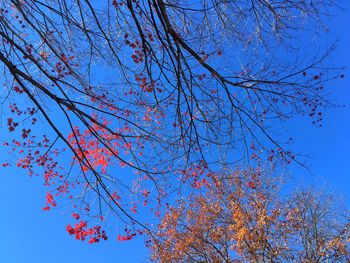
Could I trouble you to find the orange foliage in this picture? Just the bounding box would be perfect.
[151,168,350,262]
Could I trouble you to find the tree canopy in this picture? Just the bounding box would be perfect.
[151,168,350,262]
[0,0,347,257]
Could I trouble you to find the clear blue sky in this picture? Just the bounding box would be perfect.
[0,3,349,263]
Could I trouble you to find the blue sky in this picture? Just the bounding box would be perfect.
[0,3,350,263]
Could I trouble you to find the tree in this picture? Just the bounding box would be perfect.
[0,0,344,243]
[150,167,350,262]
